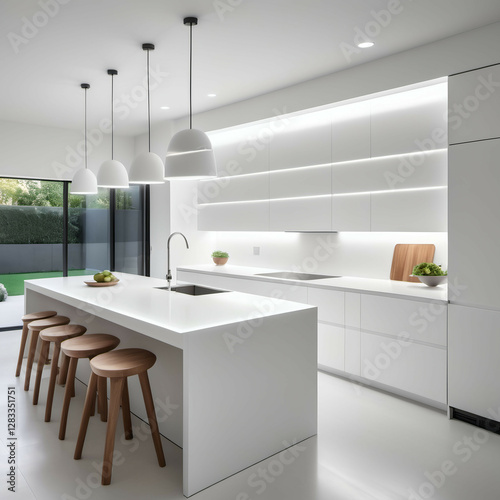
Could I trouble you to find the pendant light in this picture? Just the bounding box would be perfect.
[97,69,129,189]
[71,83,98,195]
[164,16,216,179]
[129,44,165,184]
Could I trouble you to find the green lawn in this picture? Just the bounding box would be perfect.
[0,270,91,296]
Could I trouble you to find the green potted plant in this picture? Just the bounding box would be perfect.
[411,262,447,287]
[0,283,8,302]
[211,250,229,266]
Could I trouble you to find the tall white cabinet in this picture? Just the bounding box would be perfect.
[448,63,500,422]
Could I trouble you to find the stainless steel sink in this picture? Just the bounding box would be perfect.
[255,272,340,280]
[156,285,229,296]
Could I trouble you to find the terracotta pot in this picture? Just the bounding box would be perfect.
[212,257,228,266]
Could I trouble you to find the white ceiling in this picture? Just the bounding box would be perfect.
[2,0,500,136]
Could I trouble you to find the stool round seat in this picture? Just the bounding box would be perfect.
[90,349,156,378]
[40,324,87,343]
[29,315,71,332]
[58,334,120,441]
[61,334,121,359]
[22,310,57,323]
[16,311,58,379]
[23,315,70,392]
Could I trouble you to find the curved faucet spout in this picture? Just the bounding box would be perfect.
[167,232,190,290]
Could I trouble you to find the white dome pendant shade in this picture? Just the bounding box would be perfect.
[164,17,217,180]
[71,83,98,195]
[129,44,165,185]
[129,152,165,184]
[71,165,98,194]
[97,70,129,189]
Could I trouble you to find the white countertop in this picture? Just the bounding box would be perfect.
[25,273,314,348]
[178,264,448,304]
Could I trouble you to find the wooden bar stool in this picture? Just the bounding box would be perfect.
[59,334,120,440]
[24,315,70,392]
[16,311,57,378]
[34,324,87,420]
[74,348,166,485]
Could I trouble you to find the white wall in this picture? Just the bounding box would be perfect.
[0,120,134,181]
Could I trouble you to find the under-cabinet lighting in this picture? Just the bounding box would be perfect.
[197,186,447,207]
[199,148,447,184]
[357,42,374,48]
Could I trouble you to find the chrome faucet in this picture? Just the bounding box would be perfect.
[166,232,189,291]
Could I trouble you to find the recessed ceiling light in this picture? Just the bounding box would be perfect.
[357,42,374,49]
[160,106,170,110]
[207,93,216,97]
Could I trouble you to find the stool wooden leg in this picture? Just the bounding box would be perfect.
[58,352,70,386]
[98,376,108,422]
[90,387,97,417]
[121,378,133,440]
[59,357,78,440]
[15,322,29,377]
[101,377,125,485]
[138,371,166,467]
[44,342,60,422]
[24,330,38,391]
[33,340,49,405]
[74,372,98,460]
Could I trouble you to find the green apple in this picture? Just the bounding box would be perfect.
[93,273,105,282]
[102,270,111,277]
[103,276,112,282]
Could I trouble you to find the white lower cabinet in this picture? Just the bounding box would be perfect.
[318,323,344,371]
[177,269,447,405]
[449,304,500,420]
[360,332,447,404]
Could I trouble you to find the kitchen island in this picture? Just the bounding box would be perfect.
[24,273,317,497]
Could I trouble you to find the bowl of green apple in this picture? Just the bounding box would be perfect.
[85,270,119,287]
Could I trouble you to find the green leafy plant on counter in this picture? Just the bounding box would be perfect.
[0,283,8,302]
[211,251,229,258]
[412,262,447,276]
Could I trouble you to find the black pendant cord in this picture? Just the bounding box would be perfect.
[147,48,151,152]
[84,87,88,169]
[111,72,114,160]
[189,21,193,130]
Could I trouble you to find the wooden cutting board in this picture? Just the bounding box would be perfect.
[390,244,436,283]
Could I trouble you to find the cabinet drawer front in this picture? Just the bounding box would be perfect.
[307,287,344,324]
[360,295,447,346]
[345,327,360,376]
[360,332,446,403]
[318,323,344,371]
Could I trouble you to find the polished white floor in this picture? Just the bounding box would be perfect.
[0,328,499,500]
[0,296,23,329]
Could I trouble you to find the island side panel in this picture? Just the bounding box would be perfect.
[25,288,184,448]
[183,307,317,497]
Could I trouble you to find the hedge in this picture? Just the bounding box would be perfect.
[0,206,83,244]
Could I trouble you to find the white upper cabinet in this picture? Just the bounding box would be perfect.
[371,188,447,232]
[198,174,269,204]
[198,201,270,231]
[270,165,331,199]
[209,122,270,176]
[269,111,332,171]
[448,64,500,145]
[332,194,370,231]
[370,84,448,157]
[331,101,370,162]
[449,139,500,310]
[269,197,332,231]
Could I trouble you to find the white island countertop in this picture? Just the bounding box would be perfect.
[25,273,314,349]
[178,264,448,304]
